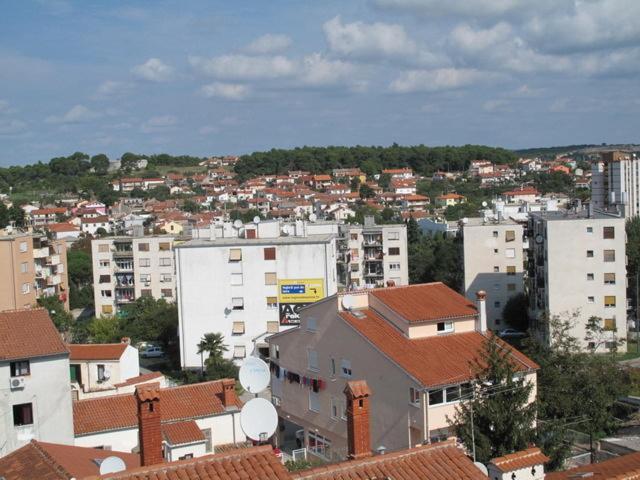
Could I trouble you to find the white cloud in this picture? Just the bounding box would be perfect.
[372,0,538,17]
[298,53,357,87]
[141,114,178,133]
[201,82,250,100]
[93,80,133,99]
[483,98,511,112]
[189,54,296,80]
[0,118,27,135]
[131,58,173,82]
[45,104,100,124]
[245,34,292,54]
[389,68,490,93]
[199,125,220,135]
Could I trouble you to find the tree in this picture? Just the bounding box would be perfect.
[406,217,420,245]
[451,335,536,463]
[8,205,25,227]
[67,248,93,309]
[37,296,73,333]
[0,202,9,228]
[119,297,178,350]
[377,173,392,190]
[182,199,202,214]
[90,154,110,175]
[584,316,625,353]
[120,152,142,173]
[627,217,640,281]
[502,293,529,331]
[87,316,121,343]
[359,184,375,199]
[197,333,228,363]
[350,176,361,192]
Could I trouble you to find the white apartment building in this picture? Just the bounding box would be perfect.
[462,218,525,329]
[0,309,74,457]
[175,219,338,367]
[528,210,627,351]
[591,151,640,219]
[91,236,177,316]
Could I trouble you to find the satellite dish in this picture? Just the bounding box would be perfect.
[309,213,317,222]
[462,217,468,224]
[239,357,270,394]
[233,219,243,229]
[99,456,127,475]
[473,462,488,476]
[282,225,290,235]
[341,294,355,310]
[240,397,278,441]
[482,201,488,207]
[253,216,261,224]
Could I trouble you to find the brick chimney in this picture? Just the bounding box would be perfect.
[344,380,372,460]
[135,383,163,466]
[476,290,487,333]
[221,378,236,409]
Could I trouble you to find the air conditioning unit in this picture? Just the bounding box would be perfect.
[10,377,26,389]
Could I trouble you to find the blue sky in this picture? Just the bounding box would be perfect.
[1,0,639,166]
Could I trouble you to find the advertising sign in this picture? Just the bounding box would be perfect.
[278,278,325,325]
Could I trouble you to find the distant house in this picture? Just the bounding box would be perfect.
[502,186,540,204]
[382,168,413,179]
[435,193,466,207]
[468,160,494,176]
[81,215,112,235]
[30,207,68,226]
[46,222,81,241]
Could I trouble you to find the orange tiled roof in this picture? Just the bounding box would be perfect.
[293,440,486,480]
[546,451,640,479]
[340,309,537,387]
[68,343,127,360]
[370,282,477,322]
[113,371,163,388]
[0,309,69,361]
[437,193,465,200]
[73,380,241,435]
[162,420,206,445]
[93,445,289,480]
[47,222,79,232]
[32,207,67,215]
[0,440,139,480]
[490,447,549,472]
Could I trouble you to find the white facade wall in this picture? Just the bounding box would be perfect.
[165,441,207,462]
[71,346,140,397]
[0,354,74,457]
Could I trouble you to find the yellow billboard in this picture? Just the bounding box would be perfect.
[278,278,325,303]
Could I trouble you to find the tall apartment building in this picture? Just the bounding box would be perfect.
[591,151,640,219]
[528,210,627,351]
[337,217,409,290]
[462,218,525,329]
[91,236,177,316]
[0,232,69,311]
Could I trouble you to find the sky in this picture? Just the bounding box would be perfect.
[1,0,639,166]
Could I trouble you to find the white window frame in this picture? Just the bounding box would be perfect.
[388,231,400,240]
[230,273,243,286]
[437,321,454,334]
[308,349,319,372]
[409,387,420,407]
[309,390,320,412]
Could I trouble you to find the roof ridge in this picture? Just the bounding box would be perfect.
[29,440,72,479]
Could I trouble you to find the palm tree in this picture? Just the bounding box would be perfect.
[197,332,228,369]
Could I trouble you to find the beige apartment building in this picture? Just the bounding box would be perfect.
[591,151,639,219]
[268,283,537,461]
[462,218,525,329]
[0,232,69,311]
[528,210,627,351]
[92,236,177,316]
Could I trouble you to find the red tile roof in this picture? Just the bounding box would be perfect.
[32,208,67,215]
[293,440,486,480]
[47,222,80,232]
[82,215,110,224]
[162,420,206,446]
[490,447,549,472]
[68,343,128,361]
[113,371,163,388]
[0,440,139,480]
[546,451,640,479]
[437,193,465,200]
[340,309,537,387]
[0,309,69,361]
[370,282,477,323]
[73,380,241,436]
[93,445,289,480]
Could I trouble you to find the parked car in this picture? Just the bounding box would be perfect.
[140,346,164,358]
[497,329,527,339]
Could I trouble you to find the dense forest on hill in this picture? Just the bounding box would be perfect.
[514,144,599,158]
[234,144,517,179]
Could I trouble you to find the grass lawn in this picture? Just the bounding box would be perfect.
[618,338,640,361]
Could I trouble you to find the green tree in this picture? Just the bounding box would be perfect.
[119,297,178,350]
[197,332,228,363]
[627,217,640,281]
[67,248,93,309]
[87,316,121,343]
[0,202,9,228]
[502,293,529,331]
[377,173,392,190]
[451,335,537,463]
[359,184,375,199]
[37,296,73,333]
[8,205,25,227]
[120,152,142,173]
[182,199,202,213]
[90,154,110,175]
[350,176,361,192]
[406,217,420,244]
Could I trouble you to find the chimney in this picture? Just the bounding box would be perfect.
[344,380,372,460]
[135,383,163,466]
[221,378,236,409]
[476,291,487,333]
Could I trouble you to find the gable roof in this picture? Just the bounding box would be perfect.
[68,343,128,361]
[340,309,537,388]
[0,309,69,361]
[113,371,163,388]
[370,282,477,323]
[293,440,486,480]
[0,440,139,480]
[73,380,241,436]
[546,450,640,479]
[490,447,549,472]
[162,420,206,446]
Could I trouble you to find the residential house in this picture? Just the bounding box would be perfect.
[81,215,112,235]
[435,193,466,208]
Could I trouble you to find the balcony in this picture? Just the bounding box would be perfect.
[46,254,60,265]
[33,247,49,258]
[113,249,134,258]
[115,296,135,304]
[364,270,384,278]
[46,275,61,286]
[363,239,383,247]
[114,264,134,272]
[364,253,383,262]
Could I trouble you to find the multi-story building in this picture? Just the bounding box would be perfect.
[268,283,537,461]
[337,217,408,290]
[528,210,627,351]
[591,151,640,219]
[462,218,525,329]
[91,236,177,317]
[0,232,69,311]
[0,309,74,457]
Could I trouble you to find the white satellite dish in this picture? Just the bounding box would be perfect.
[309,213,317,222]
[473,461,488,476]
[461,217,468,224]
[253,216,261,224]
[233,219,243,229]
[281,225,290,235]
[341,294,355,310]
[99,456,127,475]
[239,357,270,394]
[482,201,488,207]
[240,397,278,441]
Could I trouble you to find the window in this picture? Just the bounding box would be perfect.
[308,349,319,371]
[604,273,616,284]
[264,247,276,260]
[141,289,152,297]
[331,396,339,419]
[12,403,33,426]
[161,289,173,298]
[603,226,615,239]
[389,263,401,271]
[604,250,616,262]
[21,283,30,294]
[178,454,193,460]
[271,344,280,360]
[159,257,172,267]
[605,296,616,307]
[350,248,359,260]
[429,389,444,405]
[233,345,246,358]
[494,249,499,254]
[505,230,516,242]
[494,301,501,308]
[232,297,244,310]
[231,273,243,285]
[409,387,420,406]
[99,260,110,268]
[267,296,278,309]
[139,258,150,267]
[229,248,242,262]
[587,296,595,303]
[587,273,594,281]
[159,242,171,251]
[140,274,151,283]
[267,321,279,333]
[350,233,358,240]
[505,248,516,259]
[101,290,112,298]
[330,358,336,376]
[341,359,352,378]
[99,275,111,284]
[98,244,109,253]
[492,231,498,238]
[493,266,499,273]
[388,247,400,256]
[437,321,454,333]
[388,231,400,240]
[19,242,28,253]
[446,385,461,403]
[10,361,30,377]
[604,318,616,331]
[232,321,245,335]
[265,272,277,285]
[161,274,172,283]
[506,266,516,276]
[101,305,113,314]
[350,263,359,272]
[20,262,28,273]
[307,316,317,332]
[138,243,149,252]
[586,226,593,233]
[587,250,594,258]
[507,283,516,291]
[309,390,320,412]
[308,431,332,459]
